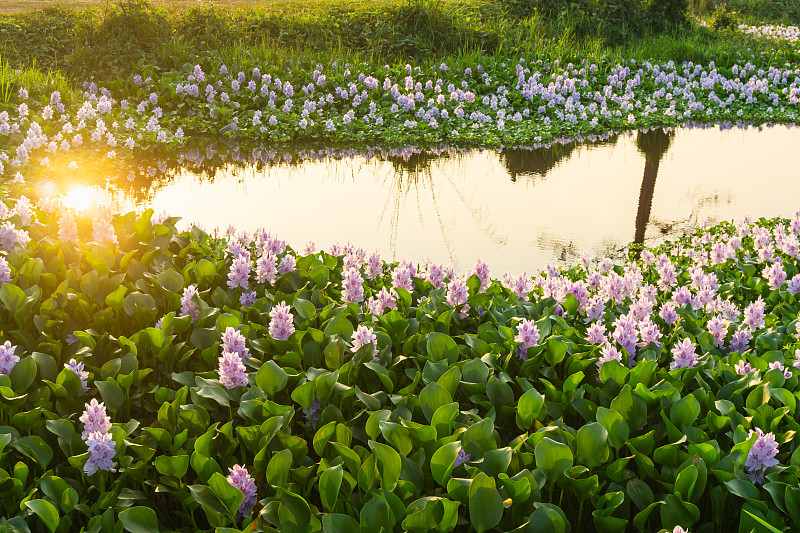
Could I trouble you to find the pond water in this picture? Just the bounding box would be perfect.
[47,124,800,273]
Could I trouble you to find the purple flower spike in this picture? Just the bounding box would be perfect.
[454,447,471,467]
[227,464,258,517]
[745,428,780,484]
[303,398,322,429]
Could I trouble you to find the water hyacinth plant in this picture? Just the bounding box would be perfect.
[0,168,798,530]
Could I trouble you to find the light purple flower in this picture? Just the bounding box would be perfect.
[227,465,257,517]
[365,251,382,280]
[221,327,248,357]
[454,447,471,467]
[256,252,277,284]
[392,264,413,291]
[240,290,257,306]
[79,399,112,440]
[734,360,753,375]
[84,430,116,475]
[277,254,296,276]
[351,325,378,358]
[472,258,491,292]
[342,267,364,303]
[670,338,698,370]
[446,277,468,308]
[659,302,679,325]
[269,301,295,341]
[227,255,251,289]
[743,297,766,331]
[745,428,780,484]
[303,398,322,429]
[219,350,248,389]
[587,322,606,345]
[0,341,19,375]
[764,262,787,290]
[65,358,89,393]
[768,361,792,379]
[366,287,397,316]
[596,342,623,372]
[729,326,753,354]
[707,316,728,348]
[180,284,202,322]
[515,319,540,359]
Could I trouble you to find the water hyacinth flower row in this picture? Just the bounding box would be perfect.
[3,51,800,179]
[1,171,800,531]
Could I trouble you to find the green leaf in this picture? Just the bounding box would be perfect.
[319,464,344,512]
[596,407,629,450]
[670,394,701,427]
[427,332,458,362]
[157,268,184,293]
[267,449,293,488]
[96,379,125,412]
[545,337,568,366]
[432,402,459,439]
[256,360,288,397]
[278,490,312,533]
[468,472,503,533]
[403,497,460,533]
[576,422,609,469]
[369,440,402,490]
[9,355,37,392]
[517,387,544,429]
[195,259,216,286]
[431,441,462,486]
[119,507,159,533]
[155,455,190,479]
[322,513,360,533]
[420,382,453,423]
[535,437,574,486]
[25,499,59,533]
[209,472,245,520]
[726,478,760,500]
[105,285,127,312]
[360,495,395,533]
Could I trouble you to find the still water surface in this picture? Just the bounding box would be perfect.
[77,125,800,273]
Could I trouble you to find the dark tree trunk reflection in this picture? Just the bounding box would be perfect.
[634,130,674,246]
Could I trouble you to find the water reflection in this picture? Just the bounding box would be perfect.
[634,129,675,246]
[30,124,800,273]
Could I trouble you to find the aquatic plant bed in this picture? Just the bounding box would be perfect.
[1,178,800,532]
[4,48,800,181]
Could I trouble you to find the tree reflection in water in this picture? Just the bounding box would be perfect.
[634,129,675,246]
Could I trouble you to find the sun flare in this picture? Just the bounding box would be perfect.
[62,185,103,212]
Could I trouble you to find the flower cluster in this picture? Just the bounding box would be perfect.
[745,427,780,483]
[0,341,19,375]
[79,399,116,475]
[226,465,258,517]
[269,301,295,341]
[514,319,540,360]
[65,358,89,393]
[351,325,378,358]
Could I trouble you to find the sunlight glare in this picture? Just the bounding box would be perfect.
[62,186,103,212]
